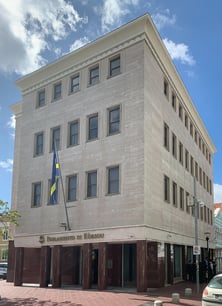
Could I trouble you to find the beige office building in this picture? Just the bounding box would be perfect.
[9,14,216,291]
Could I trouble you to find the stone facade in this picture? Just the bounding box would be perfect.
[10,14,216,290]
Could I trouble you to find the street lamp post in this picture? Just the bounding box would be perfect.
[204,232,211,282]
[193,176,200,293]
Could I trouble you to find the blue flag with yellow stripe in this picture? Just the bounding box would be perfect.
[50,149,60,204]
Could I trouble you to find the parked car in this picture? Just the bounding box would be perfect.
[0,262,7,280]
[202,273,222,306]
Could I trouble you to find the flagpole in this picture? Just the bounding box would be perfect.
[54,143,71,231]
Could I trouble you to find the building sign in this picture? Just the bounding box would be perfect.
[39,232,104,244]
[193,245,200,255]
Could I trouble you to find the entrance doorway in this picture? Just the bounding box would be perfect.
[91,249,98,286]
[174,245,182,281]
[122,244,136,287]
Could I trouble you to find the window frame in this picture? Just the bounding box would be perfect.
[108,105,120,136]
[89,65,99,86]
[32,181,42,208]
[164,175,170,203]
[86,170,97,198]
[107,165,120,195]
[164,123,169,151]
[34,131,44,157]
[51,126,61,151]
[67,174,77,202]
[70,74,80,93]
[109,55,120,77]
[87,113,98,141]
[68,120,79,147]
[53,82,62,101]
[36,89,46,108]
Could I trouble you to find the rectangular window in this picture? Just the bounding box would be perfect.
[199,168,202,185]
[110,56,120,77]
[179,104,183,120]
[190,156,194,176]
[87,171,97,198]
[32,182,41,207]
[172,133,177,159]
[108,166,119,194]
[194,130,198,144]
[184,113,188,129]
[195,162,198,181]
[200,205,203,221]
[179,187,184,210]
[171,93,176,111]
[88,114,98,140]
[179,142,183,165]
[89,65,99,85]
[185,149,189,171]
[37,89,45,107]
[1,249,8,261]
[164,79,169,99]
[70,74,80,93]
[34,132,44,156]
[2,229,8,241]
[68,120,79,146]
[203,172,206,189]
[164,175,170,203]
[108,106,120,135]
[164,123,169,151]
[53,82,62,100]
[172,182,177,207]
[67,175,77,202]
[51,126,60,151]
[204,206,207,222]
[190,122,193,137]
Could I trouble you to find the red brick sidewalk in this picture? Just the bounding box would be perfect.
[0,280,205,305]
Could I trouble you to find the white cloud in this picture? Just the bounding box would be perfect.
[152,10,176,30]
[163,38,196,66]
[69,37,90,53]
[101,0,139,32]
[214,184,222,203]
[7,115,15,138]
[0,0,86,75]
[0,159,13,172]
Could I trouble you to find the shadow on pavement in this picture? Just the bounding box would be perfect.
[0,298,82,306]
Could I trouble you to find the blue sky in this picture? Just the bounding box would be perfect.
[0,0,222,205]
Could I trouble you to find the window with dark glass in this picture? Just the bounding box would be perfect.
[89,66,99,85]
[179,104,183,120]
[185,149,189,171]
[70,75,80,93]
[37,89,45,107]
[68,120,79,146]
[88,114,98,140]
[164,175,170,203]
[87,171,97,198]
[172,133,177,158]
[172,182,177,207]
[34,132,44,156]
[108,106,120,135]
[184,112,188,128]
[67,175,77,202]
[164,79,169,99]
[32,182,41,207]
[110,56,120,77]
[108,166,119,194]
[53,82,62,100]
[179,187,184,210]
[164,123,169,150]
[51,126,60,151]
[179,142,183,165]
[172,93,176,111]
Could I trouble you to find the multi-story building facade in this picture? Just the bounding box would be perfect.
[9,14,216,291]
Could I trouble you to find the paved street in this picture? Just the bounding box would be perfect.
[0,280,206,305]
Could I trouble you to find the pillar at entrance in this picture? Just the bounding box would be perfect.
[82,243,92,289]
[137,240,147,292]
[52,245,62,288]
[98,243,107,290]
[14,247,24,286]
[40,246,51,288]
